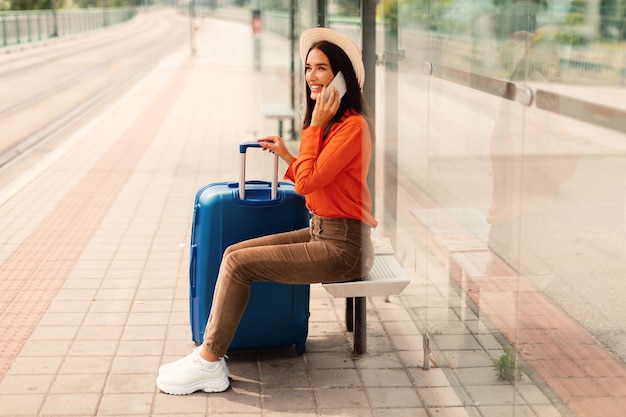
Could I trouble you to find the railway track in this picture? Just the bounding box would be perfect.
[0,8,191,172]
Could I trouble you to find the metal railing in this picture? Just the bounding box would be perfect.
[1,8,136,48]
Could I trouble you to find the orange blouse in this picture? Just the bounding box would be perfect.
[284,111,378,228]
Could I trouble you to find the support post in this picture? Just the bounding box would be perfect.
[353,297,367,354]
[361,0,376,212]
[345,297,354,332]
[423,333,431,370]
[288,0,297,139]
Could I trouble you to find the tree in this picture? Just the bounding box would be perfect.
[10,0,64,9]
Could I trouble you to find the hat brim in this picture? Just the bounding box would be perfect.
[300,27,365,90]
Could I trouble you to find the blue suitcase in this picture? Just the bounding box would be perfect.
[189,141,311,353]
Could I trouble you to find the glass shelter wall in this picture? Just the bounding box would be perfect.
[390,1,626,417]
[291,0,626,415]
[381,0,626,416]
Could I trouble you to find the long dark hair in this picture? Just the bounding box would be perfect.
[302,40,373,138]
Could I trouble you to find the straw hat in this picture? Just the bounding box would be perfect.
[299,27,365,89]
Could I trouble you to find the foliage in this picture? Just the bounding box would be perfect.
[495,347,523,382]
[5,0,135,10]
[383,0,454,31]
[9,0,64,10]
[262,0,288,12]
[335,0,359,17]
[564,11,585,25]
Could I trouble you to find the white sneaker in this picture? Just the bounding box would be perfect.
[156,356,230,395]
[158,346,202,376]
[159,347,230,377]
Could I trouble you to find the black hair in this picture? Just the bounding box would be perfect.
[302,40,374,139]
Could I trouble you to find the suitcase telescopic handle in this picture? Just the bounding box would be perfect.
[239,141,279,200]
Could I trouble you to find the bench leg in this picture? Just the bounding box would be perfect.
[353,296,367,354]
[345,297,354,332]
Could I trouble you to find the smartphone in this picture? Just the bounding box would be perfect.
[325,71,347,100]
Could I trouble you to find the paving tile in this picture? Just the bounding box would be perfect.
[474,334,503,350]
[105,373,156,394]
[264,412,315,417]
[97,393,154,415]
[355,352,403,369]
[208,387,262,413]
[360,368,413,387]
[17,339,73,357]
[0,373,55,394]
[88,300,135,314]
[306,351,356,369]
[6,356,64,375]
[366,386,421,408]
[309,313,339,328]
[62,277,105,289]
[514,383,554,405]
[40,393,101,416]
[95,288,138,300]
[578,357,626,378]
[554,376,606,397]
[0,394,45,416]
[50,373,107,394]
[315,387,368,408]
[130,299,172,313]
[412,367,456,387]
[364,320,386,337]
[440,349,495,368]
[464,384,526,406]
[433,334,484,351]
[595,376,626,396]
[110,355,162,375]
[82,312,129,327]
[360,335,396,353]
[477,405,537,417]
[388,334,423,351]
[418,387,464,407]
[59,356,113,374]
[397,350,424,368]
[54,288,99,301]
[36,311,86,326]
[69,339,119,356]
[122,324,168,341]
[306,335,352,353]
[309,368,362,388]
[529,404,565,417]
[262,388,316,410]
[117,340,163,357]
[452,366,502,386]
[382,320,421,335]
[419,320,472,335]
[376,308,414,322]
[153,391,209,414]
[566,396,626,417]
[373,408,428,417]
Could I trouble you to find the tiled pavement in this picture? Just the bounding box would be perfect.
[0,11,624,417]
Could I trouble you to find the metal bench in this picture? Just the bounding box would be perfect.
[261,103,294,139]
[322,254,410,354]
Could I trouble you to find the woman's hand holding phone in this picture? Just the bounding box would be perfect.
[311,72,344,127]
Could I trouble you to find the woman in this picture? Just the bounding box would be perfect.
[156,27,377,395]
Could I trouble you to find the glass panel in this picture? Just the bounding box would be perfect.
[384,0,626,415]
[262,2,626,414]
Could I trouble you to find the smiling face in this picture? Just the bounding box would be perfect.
[305,48,334,100]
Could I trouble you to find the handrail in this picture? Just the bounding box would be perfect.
[1,8,136,49]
